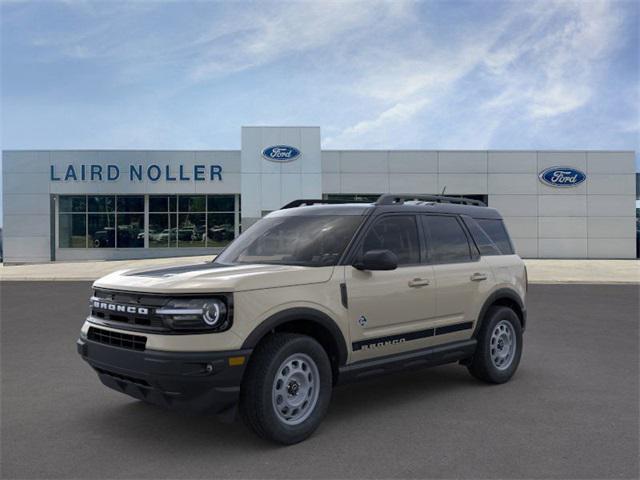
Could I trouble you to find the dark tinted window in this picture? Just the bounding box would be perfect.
[477,219,514,254]
[88,196,115,212]
[117,196,144,212]
[361,216,420,265]
[463,217,501,256]
[423,215,471,263]
[59,195,86,213]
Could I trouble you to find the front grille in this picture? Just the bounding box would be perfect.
[90,289,169,332]
[88,326,147,351]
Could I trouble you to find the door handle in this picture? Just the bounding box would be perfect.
[408,278,431,287]
[470,272,488,282]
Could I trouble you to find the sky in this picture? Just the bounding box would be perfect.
[1,0,639,224]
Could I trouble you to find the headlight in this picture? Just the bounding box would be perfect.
[156,297,231,332]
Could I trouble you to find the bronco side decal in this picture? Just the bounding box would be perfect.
[352,321,473,351]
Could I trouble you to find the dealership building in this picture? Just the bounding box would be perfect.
[2,126,637,263]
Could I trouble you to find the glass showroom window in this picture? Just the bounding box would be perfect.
[58,195,145,248]
[88,196,115,248]
[149,195,176,248]
[59,196,87,247]
[148,195,237,248]
[116,196,145,248]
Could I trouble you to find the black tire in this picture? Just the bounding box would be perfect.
[467,306,523,384]
[239,333,332,445]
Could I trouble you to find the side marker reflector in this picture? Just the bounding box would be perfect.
[228,356,245,366]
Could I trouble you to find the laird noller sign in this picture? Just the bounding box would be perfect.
[50,163,223,182]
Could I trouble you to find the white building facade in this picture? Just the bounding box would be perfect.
[2,126,637,263]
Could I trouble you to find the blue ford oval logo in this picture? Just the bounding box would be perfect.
[261,145,301,162]
[538,166,586,188]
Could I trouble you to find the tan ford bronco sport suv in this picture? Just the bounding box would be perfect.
[77,194,527,444]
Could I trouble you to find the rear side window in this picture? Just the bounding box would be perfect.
[462,217,501,256]
[422,215,472,264]
[361,215,420,265]
[476,219,514,255]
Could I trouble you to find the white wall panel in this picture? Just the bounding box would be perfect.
[587,195,636,217]
[587,239,636,259]
[3,172,49,195]
[437,174,487,194]
[538,195,587,217]
[3,194,50,215]
[340,173,389,193]
[281,174,303,207]
[388,151,438,173]
[502,217,538,238]
[539,239,588,258]
[389,174,438,193]
[340,151,388,173]
[195,151,241,173]
[301,173,322,198]
[321,152,340,173]
[511,238,538,258]
[587,174,636,195]
[587,217,636,238]
[538,217,587,238]
[260,174,282,211]
[322,174,340,193]
[3,214,50,237]
[438,151,487,173]
[3,237,50,262]
[488,195,538,217]
[488,174,538,194]
[488,151,537,173]
[538,151,587,171]
[3,151,50,173]
[587,152,635,174]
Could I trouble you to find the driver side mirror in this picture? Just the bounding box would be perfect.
[353,249,398,271]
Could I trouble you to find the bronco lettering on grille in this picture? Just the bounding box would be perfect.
[92,300,149,316]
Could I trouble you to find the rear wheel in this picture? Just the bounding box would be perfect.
[467,306,522,384]
[240,333,332,444]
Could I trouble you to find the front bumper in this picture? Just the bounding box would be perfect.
[77,337,251,414]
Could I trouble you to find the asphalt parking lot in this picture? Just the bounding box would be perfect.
[1,282,638,479]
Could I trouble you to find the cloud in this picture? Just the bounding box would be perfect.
[325,0,628,147]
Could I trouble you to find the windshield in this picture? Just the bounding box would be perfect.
[214,215,363,267]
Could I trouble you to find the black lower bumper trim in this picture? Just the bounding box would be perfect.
[77,337,251,414]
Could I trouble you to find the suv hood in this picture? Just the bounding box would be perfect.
[93,261,335,294]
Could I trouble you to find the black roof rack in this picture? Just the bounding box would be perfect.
[281,194,486,210]
[280,199,359,209]
[375,194,486,207]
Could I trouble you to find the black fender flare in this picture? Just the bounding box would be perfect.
[241,307,349,366]
[473,288,526,337]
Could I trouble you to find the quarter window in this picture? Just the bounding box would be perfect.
[476,219,514,255]
[422,215,472,264]
[361,216,420,265]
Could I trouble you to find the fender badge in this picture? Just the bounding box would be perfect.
[358,315,367,327]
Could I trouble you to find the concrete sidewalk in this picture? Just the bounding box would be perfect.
[0,256,638,284]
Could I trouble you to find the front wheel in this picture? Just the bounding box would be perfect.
[467,306,523,384]
[239,333,332,445]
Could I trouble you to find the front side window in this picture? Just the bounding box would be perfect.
[423,215,472,264]
[215,215,363,267]
[360,215,420,265]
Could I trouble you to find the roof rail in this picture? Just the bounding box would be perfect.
[280,199,360,209]
[375,194,486,207]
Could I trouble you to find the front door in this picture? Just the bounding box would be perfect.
[345,214,436,361]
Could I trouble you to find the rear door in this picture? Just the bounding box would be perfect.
[345,214,436,361]
[421,214,493,341]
